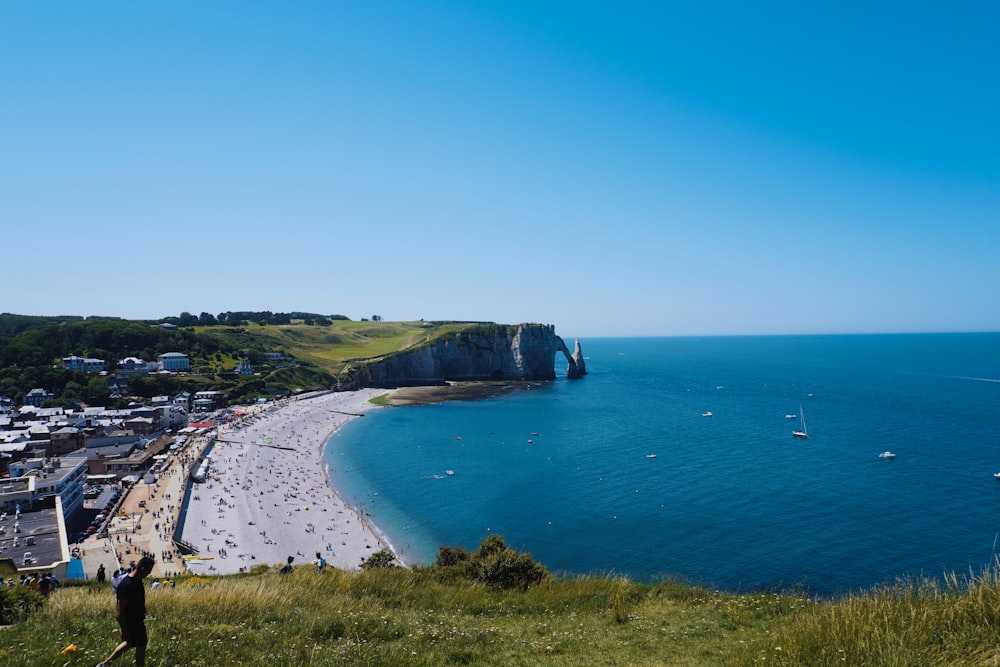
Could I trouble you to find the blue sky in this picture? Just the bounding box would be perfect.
[2,2,997,337]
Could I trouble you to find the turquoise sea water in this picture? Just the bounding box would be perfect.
[324,334,1000,596]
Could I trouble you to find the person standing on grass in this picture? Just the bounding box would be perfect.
[97,556,155,667]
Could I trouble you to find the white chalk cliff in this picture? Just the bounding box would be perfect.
[357,323,586,387]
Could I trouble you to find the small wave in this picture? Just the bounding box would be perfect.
[950,376,1000,384]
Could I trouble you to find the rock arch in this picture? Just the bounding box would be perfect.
[556,337,587,379]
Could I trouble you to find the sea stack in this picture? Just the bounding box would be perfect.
[565,337,587,379]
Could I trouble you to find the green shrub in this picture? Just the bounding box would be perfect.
[360,549,398,570]
[0,585,45,624]
[467,535,549,591]
[435,545,471,567]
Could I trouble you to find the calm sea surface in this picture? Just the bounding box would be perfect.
[324,334,1000,596]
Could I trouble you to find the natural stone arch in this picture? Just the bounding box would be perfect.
[556,337,587,379]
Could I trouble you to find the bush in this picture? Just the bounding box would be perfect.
[0,585,45,624]
[469,535,549,591]
[434,545,471,568]
[360,549,398,571]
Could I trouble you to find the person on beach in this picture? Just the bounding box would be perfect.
[97,556,155,667]
[280,555,294,574]
[97,564,106,584]
[315,551,326,572]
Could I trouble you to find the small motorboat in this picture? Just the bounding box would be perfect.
[878,451,896,459]
[702,411,713,417]
[646,453,657,459]
[993,472,1000,480]
[445,470,455,476]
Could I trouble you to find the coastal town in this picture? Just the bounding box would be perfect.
[0,346,396,583]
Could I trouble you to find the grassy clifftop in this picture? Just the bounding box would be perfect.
[6,560,1000,666]
[204,320,459,372]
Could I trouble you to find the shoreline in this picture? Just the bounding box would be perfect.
[178,389,398,574]
[380,380,530,405]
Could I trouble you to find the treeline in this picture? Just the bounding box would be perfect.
[0,313,85,338]
[0,319,234,370]
[161,311,351,327]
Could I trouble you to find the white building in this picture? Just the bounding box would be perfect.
[6,453,89,519]
[117,357,154,377]
[157,352,190,372]
[62,356,107,373]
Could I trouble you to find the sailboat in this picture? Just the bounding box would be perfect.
[792,404,809,439]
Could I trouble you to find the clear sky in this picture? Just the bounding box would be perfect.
[2,2,997,337]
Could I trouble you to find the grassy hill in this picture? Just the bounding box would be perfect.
[5,556,1000,666]
[0,315,495,405]
[200,320,462,376]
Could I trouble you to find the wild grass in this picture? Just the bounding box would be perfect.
[7,564,1000,666]
[731,567,1000,667]
[1,566,790,667]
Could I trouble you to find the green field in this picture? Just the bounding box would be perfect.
[198,320,487,379]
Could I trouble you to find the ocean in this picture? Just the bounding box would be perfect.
[324,333,1000,596]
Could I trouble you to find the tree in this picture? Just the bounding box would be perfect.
[199,312,217,326]
[371,315,383,322]
[62,380,83,401]
[85,376,109,404]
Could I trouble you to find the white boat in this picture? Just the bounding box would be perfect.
[994,472,1000,480]
[646,453,657,459]
[792,405,809,439]
[702,411,713,417]
[784,414,797,419]
[878,451,896,459]
[445,470,455,476]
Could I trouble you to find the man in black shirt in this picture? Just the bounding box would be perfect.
[96,556,155,667]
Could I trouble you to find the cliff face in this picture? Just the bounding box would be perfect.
[357,323,585,387]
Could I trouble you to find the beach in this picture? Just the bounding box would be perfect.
[178,389,393,575]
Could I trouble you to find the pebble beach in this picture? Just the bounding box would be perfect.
[179,389,395,574]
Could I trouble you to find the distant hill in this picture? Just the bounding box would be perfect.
[0,313,85,338]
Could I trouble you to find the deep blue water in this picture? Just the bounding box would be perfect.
[324,334,1000,596]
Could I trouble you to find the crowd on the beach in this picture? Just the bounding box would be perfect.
[177,390,393,575]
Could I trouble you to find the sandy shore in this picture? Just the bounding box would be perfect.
[178,389,393,575]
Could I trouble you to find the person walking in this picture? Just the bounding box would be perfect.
[96,556,155,667]
[96,564,106,584]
